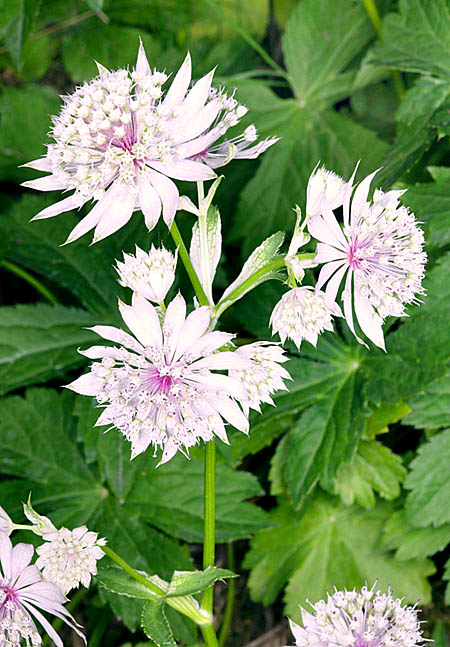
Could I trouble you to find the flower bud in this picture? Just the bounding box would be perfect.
[116,244,177,303]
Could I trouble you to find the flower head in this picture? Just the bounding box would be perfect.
[229,342,290,411]
[0,507,13,536]
[270,287,341,349]
[308,166,426,349]
[68,293,252,464]
[287,584,425,647]
[116,244,177,303]
[0,532,84,647]
[24,43,277,244]
[306,165,350,217]
[36,526,106,594]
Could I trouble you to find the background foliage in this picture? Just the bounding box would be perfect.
[0,0,449,645]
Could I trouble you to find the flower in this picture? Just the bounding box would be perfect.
[0,532,85,647]
[286,584,425,647]
[306,164,351,218]
[229,342,290,411]
[23,42,277,244]
[193,124,278,169]
[308,167,426,350]
[0,507,13,536]
[67,293,252,464]
[270,287,341,349]
[36,526,106,594]
[116,244,177,303]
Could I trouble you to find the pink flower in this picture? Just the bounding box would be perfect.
[0,532,85,647]
[308,166,426,349]
[23,43,277,244]
[67,293,252,465]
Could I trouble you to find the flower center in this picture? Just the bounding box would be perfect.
[142,365,180,395]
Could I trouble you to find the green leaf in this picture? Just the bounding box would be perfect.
[404,373,450,430]
[127,454,269,542]
[401,178,450,249]
[166,567,237,598]
[432,621,450,647]
[0,85,60,181]
[444,557,450,605]
[283,0,374,107]
[333,440,406,508]
[62,24,160,82]
[231,91,387,253]
[404,429,450,528]
[0,0,41,64]
[382,510,450,560]
[0,304,96,394]
[244,494,434,620]
[97,566,164,600]
[371,0,450,77]
[141,599,176,647]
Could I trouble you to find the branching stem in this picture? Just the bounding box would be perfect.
[0,260,58,305]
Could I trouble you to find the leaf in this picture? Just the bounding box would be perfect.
[166,567,237,597]
[0,0,41,64]
[97,566,165,600]
[445,557,450,605]
[432,621,450,647]
[401,178,450,249]
[404,429,450,528]
[381,510,450,561]
[127,454,269,542]
[0,84,60,181]
[370,0,450,77]
[404,373,450,430]
[0,304,96,394]
[244,494,434,620]
[141,599,176,647]
[231,92,388,253]
[333,440,406,508]
[283,0,374,107]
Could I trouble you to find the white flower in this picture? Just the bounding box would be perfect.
[0,532,85,647]
[36,526,106,594]
[229,342,290,411]
[270,287,341,349]
[116,244,177,303]
[23,42,277,244]
[306,164,351,217]
[0,507,13,536]
[67,293,252,465]
[286,584,425,647]
[308,166,426,350]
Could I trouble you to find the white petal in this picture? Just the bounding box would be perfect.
[118,295,162,349]
[10,543,34,584]
[213,396,249,433]
[164,293,187,361]
[147,169,179,227]
[191,352,251,371]
[22,175,69,191]
[148,159,216,181]
[314,243,346,264]
[174,306,211,361]
[342,270,366,348]
[190,373,247,401]
[136,39,151,78]
[351,168,379,227]
[342,161,359,228]
[161,52,192,112]
[316,259,346,291]
[21,158,53,172]
[189,330,234,360]
[63,182,122,245]
[354,285,385,350]
[324,263,348,303]
[180,68,215,114]
[137,174,161,230]
[88,325,144,352]
[171,100,222,144]
[66,372,101,396]
[31,195,79,221]
[308,214,346,251]
[174,126,223,158]
[0,532,13,580]
[92,184,136,243]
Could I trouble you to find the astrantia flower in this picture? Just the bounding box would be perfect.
[36,526,106,594]
[229,342,290,411]
[67,293,252,464]
[308,167,426,349]
[116,244,177,303]
[0,507,13,536]
[287,584,425,647]
[270,287,341,349]
[0,533,84,647]
[306,165,351,217]
[23,43,277,244]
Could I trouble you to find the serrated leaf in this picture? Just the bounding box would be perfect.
[404,429,450,528]
[166,567,237,598]
[371,0,450,77]
[334,440,406,508]
[0,85,60,181]
[0,0,41,64]
[366,401,411,438]
[404,373,450,430]
[97,566,164,600]
[244,494,434,620]
[0,303,96,394]
[283,0,373,107]
[382,510,450,561]
[141,599,176,647]
[190,207,222,302]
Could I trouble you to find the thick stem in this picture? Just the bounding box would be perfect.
[170,220,209,306]
[0,260,58,305]
[218,542,236,647]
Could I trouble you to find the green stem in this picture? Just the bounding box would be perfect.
[201,441,218,647]
[42,588,87,647]
[0,260,58,305]
[218,543,236,647]
[361,0,405,100]
[103,546,165,597]
[170,220,209,306]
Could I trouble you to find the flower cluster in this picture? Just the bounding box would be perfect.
[287,584,425,647]
[23,43,277,244]
[116,244,177,304]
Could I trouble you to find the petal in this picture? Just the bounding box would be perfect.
[190,372,247,401]
[314,242,346,264]
[137,174,162,230]
[92,184,136,243]
[350,168,379,227]
[316,259,347,291]
[174,126,223,158]
[21,157,53,172]
[171,100,222,144]
[30,195,79,221]
[189,330,234,360]
[147,169,179,227]
[354,285,385,350]
[342,161,359,228]
[191,351,251,371]
[164,293,187,362]
[14,565,41,591]
[88,325,144,353]
[10,542,34,584]
[22,175,69,191]
[118,295,162,348]
[148,159,216,181]
[308,214,346,251]
[234,137,279,160]
[342,270,366,348]
[180,68,215,114]
[323,263,348,304]
[174,306,211,361]
[161,52,192,113]
[66,372,101,396]
[63,182,123,245]
[213,396,249,433]
[135,39,151,78]
[0,532,13,580]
